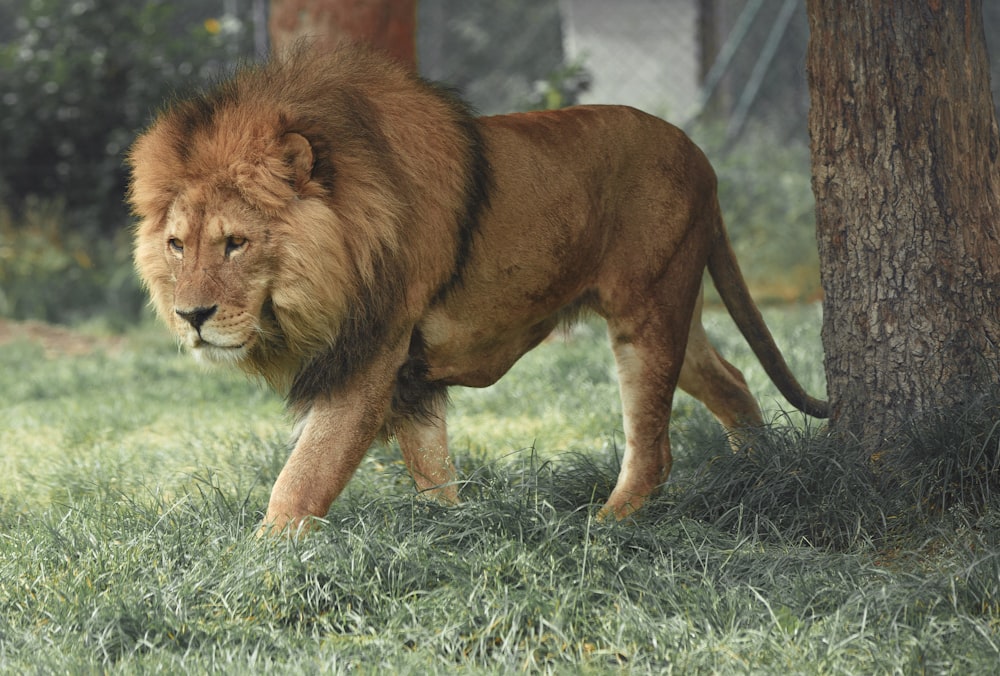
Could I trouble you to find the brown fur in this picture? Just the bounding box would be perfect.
[129,44,827,533]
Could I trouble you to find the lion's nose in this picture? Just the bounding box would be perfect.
[175,305,217,331]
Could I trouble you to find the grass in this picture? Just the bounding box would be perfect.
[1,306,999,673]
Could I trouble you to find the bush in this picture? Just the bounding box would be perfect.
[0,0,251,237]
[692,122,820,303]
[882,389,1000,519]
[0,198,144,326]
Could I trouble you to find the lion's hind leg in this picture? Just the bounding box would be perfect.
[598,319,687,520]
[394,396,459,504]
[678,290,764,445]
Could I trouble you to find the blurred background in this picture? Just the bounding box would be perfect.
[3,0,1000,328]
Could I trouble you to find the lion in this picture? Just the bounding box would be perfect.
[128,44,827,534]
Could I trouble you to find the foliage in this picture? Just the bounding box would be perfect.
[693,122,820,303]
[2,309,999,671]
[0,198,144,325]
[521,59,592,111]
[0,0,250,236]
[882,389,1000,519]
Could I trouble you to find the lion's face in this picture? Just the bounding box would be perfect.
[156,189,274,365]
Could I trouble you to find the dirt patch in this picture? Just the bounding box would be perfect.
[0,319,126,357]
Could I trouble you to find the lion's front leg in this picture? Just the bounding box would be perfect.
[395,395,459,504]
[260,353,404,535]
[260,394,385,535]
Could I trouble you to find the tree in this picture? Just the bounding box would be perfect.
[269,0,416,67]
[806,0,1000,450]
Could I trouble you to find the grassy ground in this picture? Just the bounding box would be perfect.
[1,306,998,673]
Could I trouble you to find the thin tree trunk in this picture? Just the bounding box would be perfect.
[806,0,1000,450]
[696,0,726,118]
[269,0,416,68]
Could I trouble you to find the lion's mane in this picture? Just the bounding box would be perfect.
[129,45,491,408]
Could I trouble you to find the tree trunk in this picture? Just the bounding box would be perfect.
[697,0,721,85]
[806,0,1000,450]
[269,0,416,68]
[696,0,727,118]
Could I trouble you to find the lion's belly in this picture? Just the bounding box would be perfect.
[419,313,561,388]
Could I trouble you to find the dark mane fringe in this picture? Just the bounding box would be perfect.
[429,87,494,302]
[286,247,407,410]
[382,329,450,438]
[283,60,493,413]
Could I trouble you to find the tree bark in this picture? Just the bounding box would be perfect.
[806,0,1000,450]
[269,0,416,68]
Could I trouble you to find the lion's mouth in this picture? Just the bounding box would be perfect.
[190,338,250,364]
[193,337,246,350]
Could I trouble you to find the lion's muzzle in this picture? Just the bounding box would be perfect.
[175,305,218,331]
[173,304,253,364]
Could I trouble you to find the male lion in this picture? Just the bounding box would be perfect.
[129,44,827,533]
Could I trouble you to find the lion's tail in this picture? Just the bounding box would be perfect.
[706,222,830,419]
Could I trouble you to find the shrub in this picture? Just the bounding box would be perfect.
[0,0,250,237]
[881,389,1000,519]
[692,122,820,303]
[0,198,144,325]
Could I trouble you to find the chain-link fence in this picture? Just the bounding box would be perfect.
[5,0,1000,264]
[418,0,811,146]
[11,0,1000,230]
[419,0,1000,147]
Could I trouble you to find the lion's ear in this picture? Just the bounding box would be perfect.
[281,132,314,192]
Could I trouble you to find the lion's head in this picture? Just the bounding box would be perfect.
[130,117,357,384]
[128,46,487,398]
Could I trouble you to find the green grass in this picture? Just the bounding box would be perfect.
[2,307,999,673]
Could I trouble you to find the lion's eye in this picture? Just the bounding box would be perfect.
[225,235,248,257]
[167,237,184,255]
